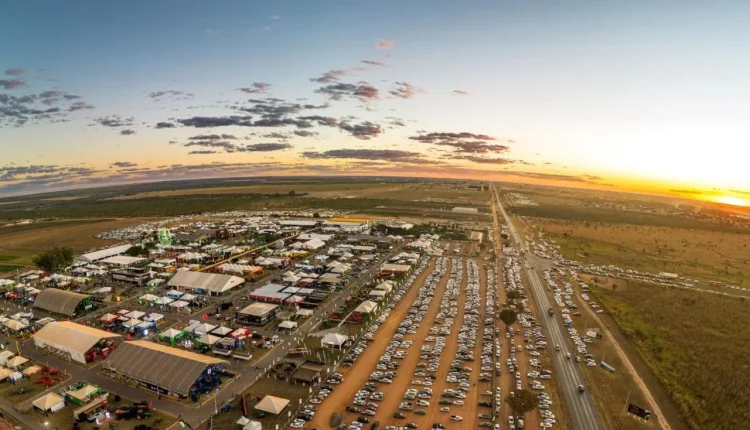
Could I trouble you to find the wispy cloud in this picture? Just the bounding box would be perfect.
[452,90,468,96]
[314,82,379,101]
[4,68,25,76]
[389,81,421,99]
[376,39,394,50]
[237,82,272,94]
[0,79,25,90]
[310,69,347,84]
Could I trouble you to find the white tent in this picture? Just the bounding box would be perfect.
[354,300,378,314]
[125,310,145,320]
[169,300,189,308]
[33,393,65,414]
[278,321,297,330]
[368,290,386,300]
[296,309,314,317]
[238,418,261,430]
[211,326,232,336]
[196,334,222,346]
[7,355,28,369]
[141,294,158,302]
[321,333,348,349]
[157,296,175,305]
[145,313,164,322]
[255,395,290,414]
[123,318,140,328]
[181,293,197,301]
[193,323,216,336]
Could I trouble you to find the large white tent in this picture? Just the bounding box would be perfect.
[255,395,290,414]
[321,333,348,349]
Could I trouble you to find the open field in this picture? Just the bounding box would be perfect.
[590,280,750,430]
[534,219,750,287]
[0,217,158,266]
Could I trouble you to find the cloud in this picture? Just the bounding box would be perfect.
[270,15,280,20]
[238,99,328,119]
[183,140,238,151]
[205,29,217,36]
[5,68,25,76]
[242,143,292,152]
[507,171,604,184]
[376,39,394,50]
[361,60,387,67]
[237,83,272,94]
[148,90,194,101]
[111,162,138,168]
[188,134,237,140]
[389,81,420,99]
[92,115,134,128]
[188,150,218,155]
[310,69,347,83]
[155,122,176,129]
[302,149,423,163]
[177,116,254,128]
[293,130,317,137]
[119,129,137,135]
[452,90,468,96]
[0,79,25,90]
[297,116,339,126]
[409,132,508,153]
[314,82,379,101]
[453,155,514,164]
[68,101,95,111]
[338,121,383,140]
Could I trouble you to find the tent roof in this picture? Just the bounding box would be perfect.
[103,341,227,396]
[196,334,222,345]
[255,395,290,414]
[322,333,348,346]
[168,271,244,294]
[33,393,65,410]
[279,321,297,329]
[7,356,28,367]
[33,289,89,316]
[33,321,121,355]
[159,328,184,338]
[211,326,232,336]
[354,300,378,314]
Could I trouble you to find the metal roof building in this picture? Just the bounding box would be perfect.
[103,341,227,397]
[78,244,133,263]
[33,321,121,364]
[167,271,245,296]
[33,289,92,316]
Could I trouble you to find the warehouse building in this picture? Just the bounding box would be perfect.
[236,302,280,326]
[78,244,133,263]
[103,341,227,398]
[167,271,245,296]
[379,263,412,277]
[33,321,121,364]
[33,289,93,317]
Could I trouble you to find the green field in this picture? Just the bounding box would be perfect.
[591,281,750,430]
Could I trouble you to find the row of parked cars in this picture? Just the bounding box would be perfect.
[505,257,557,429]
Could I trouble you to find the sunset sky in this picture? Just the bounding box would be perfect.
[1,1,749,203]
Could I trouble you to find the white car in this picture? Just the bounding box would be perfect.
[452,400,464,406]
[450,415,463,421]
[440,407,450,412]
[291,420,305,428]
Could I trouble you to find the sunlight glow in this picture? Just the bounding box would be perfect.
[713,196,749,207]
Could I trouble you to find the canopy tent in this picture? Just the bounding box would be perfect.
[0,368,12,381]
[196,334,222,346]
[170,300,189,308]
[193,323,216,337]
[321,333,348,349]
[4,319,27,332]
[296,309,314,317]
[159,328,185,341]
[33,393,65,413]
[180,293,197,302]
[7,355,28,368]
[278,321,297,330]
[255,395,290,415]
[157,296,175,305]
[99,313,118,323]
[229,328,250,340]
[123,318,140,328]
[368,290,386,299]
[116,309,131,315]
[165,289,184,299]
[136,321,155,330]
[211,326,232,336]
[23,365,41,376]
[125,310,145,320]
[145,313,164,322]
[0,351,14,366]
[140,294,159,302]
[354,300,378,314]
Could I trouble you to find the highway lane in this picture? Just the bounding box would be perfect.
[491,184,605,430]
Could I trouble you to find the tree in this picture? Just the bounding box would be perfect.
[505,389,539,416]
[313,212,321,218]
[506,290,521,301]
[499,309,518,328]
[125,245,145,257]
[33,246,75,273]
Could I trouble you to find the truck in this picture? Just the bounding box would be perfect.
[547,308,554,317]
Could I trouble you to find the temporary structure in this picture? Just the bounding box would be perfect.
[278,321,297,330]
[193,323,216,337]
[6,355,28,369]
[211,326,232,336]
[170,300,189,309]
[196,334,222,346]
[159,328,185,344]
[321,333,348,349]
[296,309,314,317]
[32,393,65,414]
[125,310,145,320]
[255,395,290,414]
[157,296,175,306]
[23,365,41,376]
[99,313,118,323]
[354,300,378,314]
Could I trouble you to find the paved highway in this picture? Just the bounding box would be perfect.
[491,184,605,430]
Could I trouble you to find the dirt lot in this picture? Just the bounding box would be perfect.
[0,217,160,267]
[530,218,750,287]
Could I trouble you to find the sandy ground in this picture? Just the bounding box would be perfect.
[307,258,439,429]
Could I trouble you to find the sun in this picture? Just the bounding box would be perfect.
[713,196,749,207]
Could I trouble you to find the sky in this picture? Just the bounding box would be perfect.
[1,1,749,204]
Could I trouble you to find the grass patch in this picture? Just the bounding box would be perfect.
[590,281,750,430]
